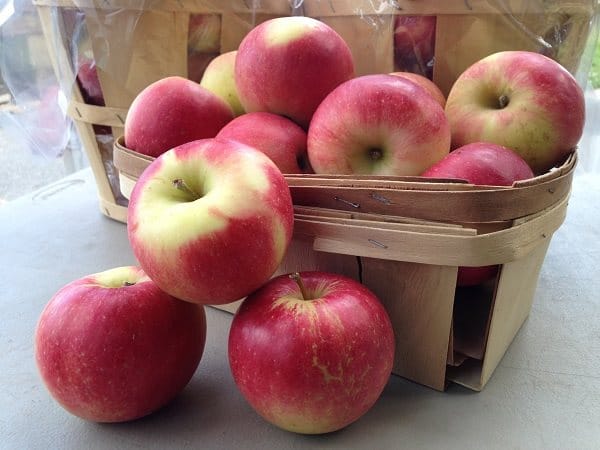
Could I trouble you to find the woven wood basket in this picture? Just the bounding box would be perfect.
[35,0,595,222]
[113,137,575,391]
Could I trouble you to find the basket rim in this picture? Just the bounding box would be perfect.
[113,135,575,223]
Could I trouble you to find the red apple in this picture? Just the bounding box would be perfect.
[76,58,104,106]
[228,272,395,434]
[393,15,437,79]
[389,71,446,108]
[216,112,310,173]
[307,74,450,176]
[124,76,233,158]
[34,266,206,423]
[421,142,535,286]
[235,16,354,129]
[445,51,585,174]
[127,138,294,305]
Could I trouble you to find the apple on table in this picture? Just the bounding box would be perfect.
[307,74,450,176]
[421,141,535,286]
[34,266,207,423]
[445,50,585,174]
[228,271,395,434]
[127,138,294,305]
[235,16,355,129]
[216,111,311,174]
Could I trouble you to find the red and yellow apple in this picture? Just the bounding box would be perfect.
[34,266,206,423]
[421,142,535,286]
[307,74,451,176]
[234,16,355,129]
[124,76,233,158]
[127,138,294,305]
[216,112,310,173]
[200,51,245,117]
[389,71,446,108]
[445,51,585,174]
[228,271,395,434]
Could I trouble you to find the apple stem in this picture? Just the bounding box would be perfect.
[289,272,309,301]
[498,95,510,109]
[123,281,135,287]
[173,178,200,198]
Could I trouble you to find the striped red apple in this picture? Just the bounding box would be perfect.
[127,138,294,305]
[216,111,310,174]
[307,74,451,176]
[124,76,233,158]
[234,16,355,129]
[229,271,395,434]
[34,266,206,422]
[445,51,585,174]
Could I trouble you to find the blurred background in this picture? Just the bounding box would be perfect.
[1,0,599,206]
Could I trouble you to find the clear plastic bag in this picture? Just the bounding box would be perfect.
[0,0,72,160]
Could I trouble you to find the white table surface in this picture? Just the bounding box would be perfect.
[1,168,599,450]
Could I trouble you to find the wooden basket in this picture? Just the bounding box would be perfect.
[35,0,595,222]
[34,0,292,222]
[113,137,574,391]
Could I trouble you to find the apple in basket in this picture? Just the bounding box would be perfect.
[389,71,446,108]
[235,16,355,129]
[421,142,535,286]
[200,51,245,117]
[445,50,585,174]
[124,76,233,158]
[307,74,451,176]
[127,138,294,305]
[228,272,395,434]
[216,111,311,174]
[34,266,206,422]
[393,15,437,78]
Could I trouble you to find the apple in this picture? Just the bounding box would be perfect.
[186,15,222,83]
[389,71,446,108]
[393,15,437,79]
[127,138,294,305]
[307,74,451,176]
[228,271,395,434]
[187,14,221,53]
[234,16,355,129]
[216,112,310,173]
[421,142,535,286]
[34,266,207,423]
[76,57,104,106]
[445,50,585,174]
[200,51,245,116]
[124,76,233,158]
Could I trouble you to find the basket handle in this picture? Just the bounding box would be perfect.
[67,100,128,128]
